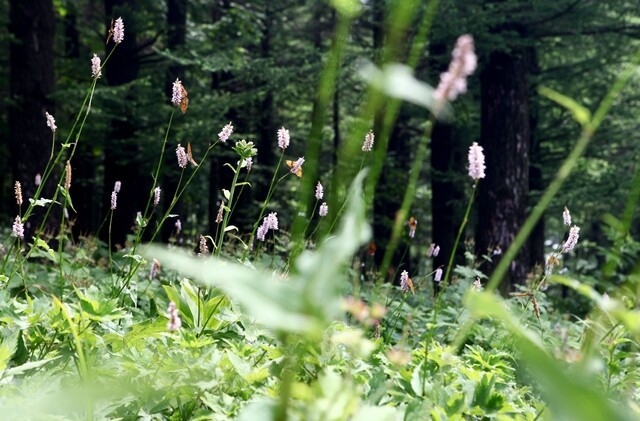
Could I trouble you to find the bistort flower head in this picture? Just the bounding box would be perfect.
[14,181,22,206]
[35,173,42,186]
[362,130,374,152]
[319,202,328,217]
[215,200,225,224]
[562,225,580,253]
[110,191,118,210]
[468,142,486,181]
[150,258,161,279]
[290,157,305,175]
[434,34,477,102]
[257,212,279,241]
[167,301,181,332]
[45,112,57,132]
[174,219,182,235]
[114,181,121,193]
[153,187,161,207]
[91,54,102,78]
[434,267,443,282]
[315,182,324,200]
[219,122,233,143]
[245,157,253,172]
[563,206,571,226]
[113,17,125,44]
[278,127,290,150]
[12,215,24,239]
[198,235,209,256]
[400,270,410,293]
[176,144,188,168]
[171,79,183,106]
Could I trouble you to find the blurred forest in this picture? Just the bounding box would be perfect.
[2,0,640,291]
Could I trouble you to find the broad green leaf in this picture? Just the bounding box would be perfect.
[539,86,591,126]
[0,330,19,372]
[58,186,77,213]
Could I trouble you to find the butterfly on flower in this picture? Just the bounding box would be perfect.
[179,85,189,114]
[286,160,302,177]
[187,142,197,166]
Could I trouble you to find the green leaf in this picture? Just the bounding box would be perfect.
[0,330,19,372]
[539,86,591,126]
[58,186,77,213]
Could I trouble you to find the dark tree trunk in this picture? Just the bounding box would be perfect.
[8,0,56,238]
[429,40,466,293]
[477,47,531,292]
[66,3,98,237]
[430,122,465,292]
[528,47,545,270]
[161,0,188,242]
[101,0,141,247]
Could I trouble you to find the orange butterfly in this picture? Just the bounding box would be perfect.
[187,142,197,166]
[286,160,302,177]
[179,85,189,114]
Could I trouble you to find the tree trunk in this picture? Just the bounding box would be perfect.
[162,0,188,242]
[477,47,531,292]
[102,0,141,247]
[8,0,56,238]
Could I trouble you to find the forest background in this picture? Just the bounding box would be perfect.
[2,0,640,294]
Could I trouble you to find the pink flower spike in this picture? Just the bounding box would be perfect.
[91,54,101,78]
[113,17,125,44]
[171,79,183,106]
[278,127,290,149]
[362,130,374,152]
[319,202,328,217]
[218,122,233,143]
[176,144,188,168]
[468,142,486,181]
[315,182,324,200]
[12,216,24,239]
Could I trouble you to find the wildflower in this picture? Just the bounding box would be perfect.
[400,270,410,293]
[428,243,440,257]
[35,173,42,186]
[468,142,486,180]
[473,278,482,290]
[167,301,181,332]
[45,112,56,132]
[64,161,72,190]
[174,219,182,235]
[315,181,324,200]
[176,144,188,168]
[319,202,328,217]
[434,267,443,282]
[278,127,290,149]
[215,200,225,224]
[343,296,369,322]
[370,303,387,320]
[113,17,125,44]
[14,181,22,206]
[408,217,417,239]
[563,206,571,226]
[198,235,209,256]
[12,216,24,239]
[562,225,580,253]
[110,191,118,210]
[150,258,161,279]
[113,181,121,193]
[218,122,233,143]
[433,34,477,102]
[289,157,305,176]
[91,54,101,78]
[245,157,253,172]
[153,187,161,207]
[257,212,278,241]
[362,130,374,152]
[266,212,279,230]
[387,348,411,366]
[171,78,183,106]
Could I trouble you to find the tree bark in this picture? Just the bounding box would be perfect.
[477,47,531,292]
[102,0,141,247]
[162,0,188,242]
[8,0,56,237]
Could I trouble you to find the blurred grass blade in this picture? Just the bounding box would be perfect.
[538,86,591,126]
[465,291,635,421]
